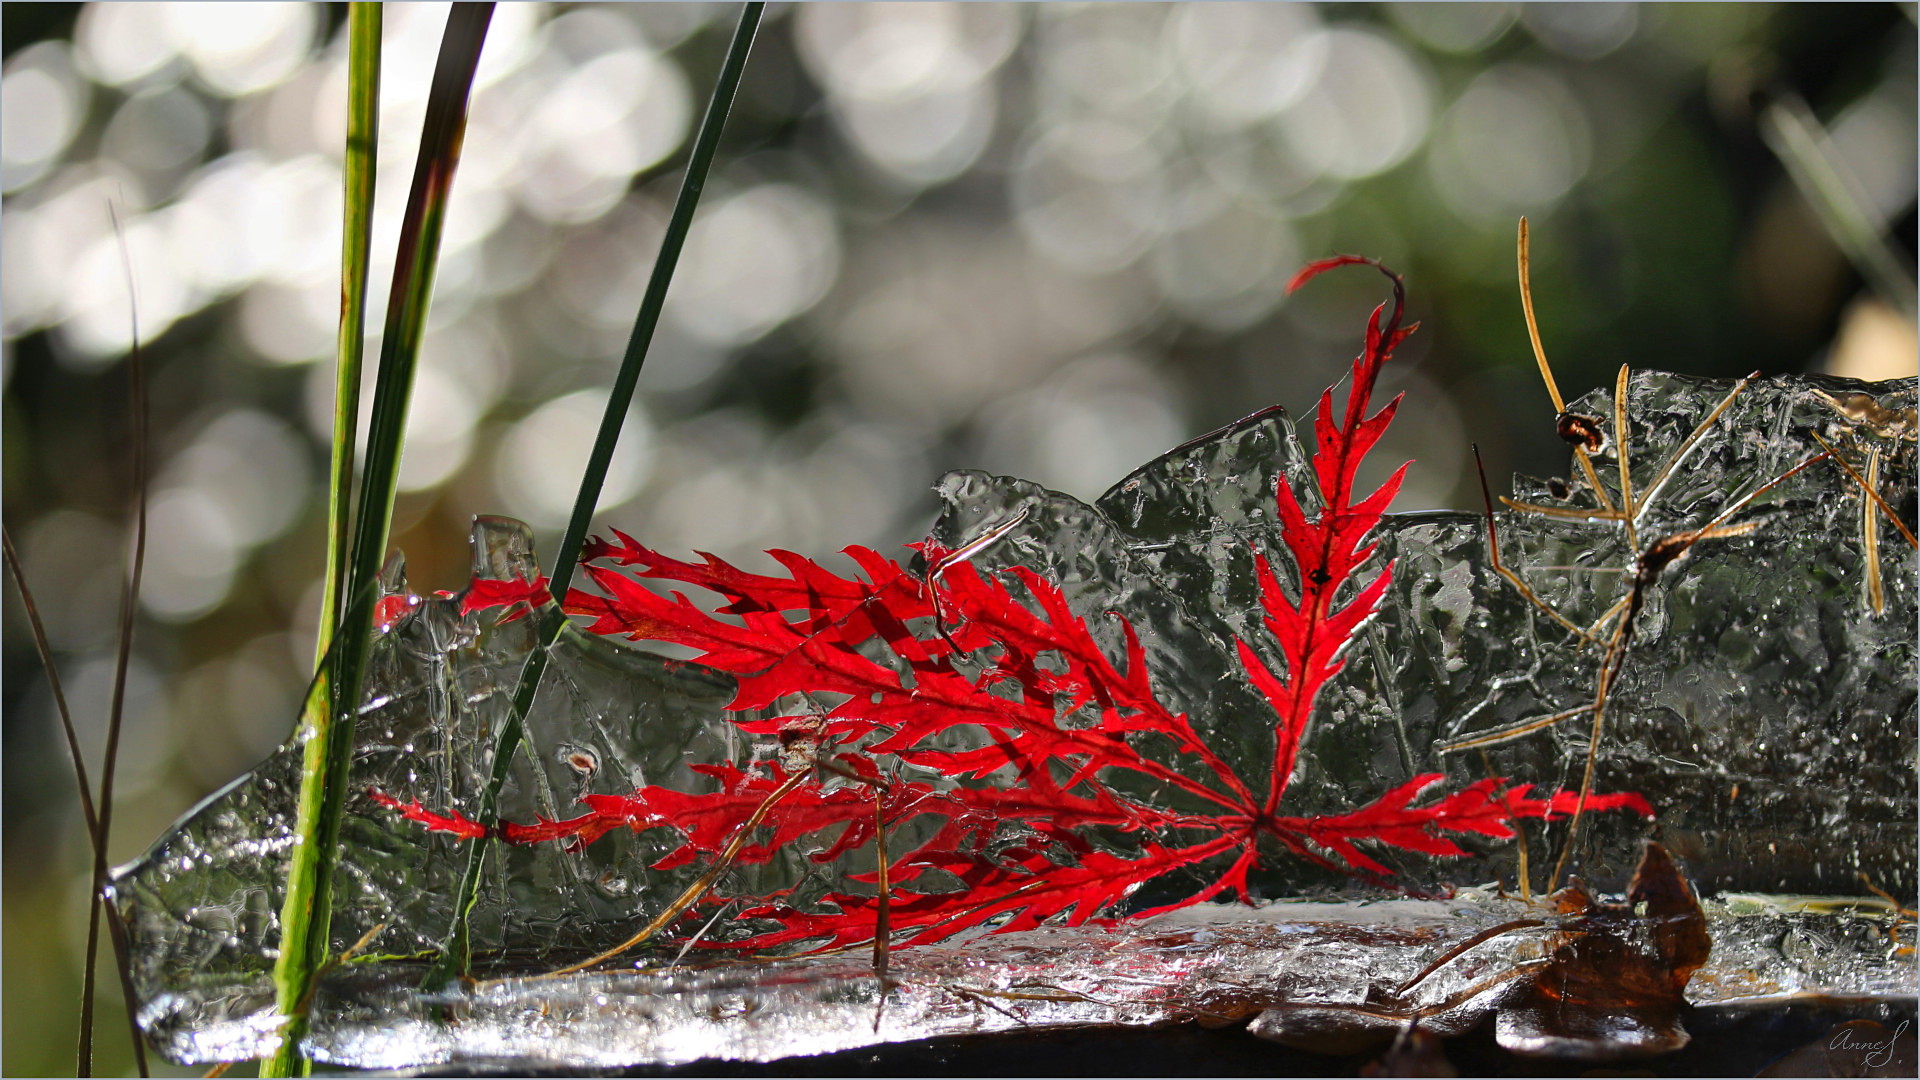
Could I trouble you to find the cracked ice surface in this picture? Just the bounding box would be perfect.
[932,371,1916,896]
[110,372,1914,1069]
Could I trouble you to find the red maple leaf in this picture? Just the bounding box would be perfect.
[376,259,1652,954]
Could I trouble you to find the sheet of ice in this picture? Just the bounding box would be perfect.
[931,371,1916,896]
[108,372,1915,1069]
[130,896,1918,1070]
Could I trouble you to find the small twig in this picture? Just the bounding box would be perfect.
[1518,218,1613,514]
[1477,747,1531,904]
[1809,430,1918,549]
[6,528,109,1071]
[925,505,1031,651]
[77,203,152,1079]
[253,920,390,1072]
[3,530,97,833]
[290,922,388,1020]
[944,986,1031,1027]
[1612,366,1639,555]
[1437,703,1594,755]
[1856,872,1918,958]
[1548,449,1832,890]
[1472,446,1595,643]
[1392,919,1547,998]
[1857,872,1916,915]
[1863,448,1885,615]
[670,900,737,969]
[973,981,1122,1010]
[536,769,810,979]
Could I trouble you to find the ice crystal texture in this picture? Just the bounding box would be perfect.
[933,371,1915,895]
[110,372,1915,1069]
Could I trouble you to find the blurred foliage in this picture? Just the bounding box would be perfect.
[2,4,1913,1075]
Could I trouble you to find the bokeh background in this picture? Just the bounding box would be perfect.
[4,3,1914,1075]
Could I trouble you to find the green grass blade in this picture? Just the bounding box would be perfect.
[272,20,382,1061]
[267,6,492,1075]
[1760,92,1918,321]
[317,2,381,669]
[425,1,766,989]
[546,0,768,608]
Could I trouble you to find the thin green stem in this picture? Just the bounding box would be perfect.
[425,1,765,989]
[317,2,381,668]
[270,13,379,1062]
[268,6,490,1075]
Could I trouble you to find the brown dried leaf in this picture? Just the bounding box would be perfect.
[1494,840,1710,1061]
[1246,842,1713,1062]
